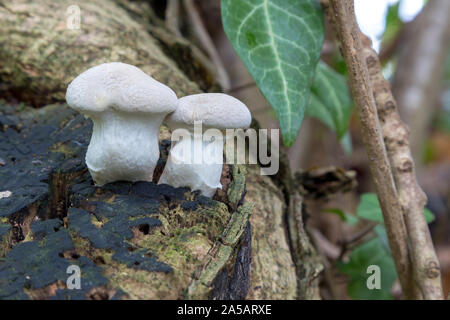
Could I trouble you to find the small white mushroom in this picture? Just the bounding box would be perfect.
[158,93,251,197]
[66,62,177,186]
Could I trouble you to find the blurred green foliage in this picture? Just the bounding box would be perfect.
[328,193,435,299]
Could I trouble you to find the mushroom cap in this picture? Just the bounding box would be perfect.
[168,93,251,129]
[66,62,178,114]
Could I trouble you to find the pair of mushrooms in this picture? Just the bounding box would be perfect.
[66,62,251,197]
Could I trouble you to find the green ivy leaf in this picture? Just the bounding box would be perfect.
[306,61,353,138]
[222,0,324,146]
[338,238,397,300]
[357,193,435,224]
[306,93,334,129]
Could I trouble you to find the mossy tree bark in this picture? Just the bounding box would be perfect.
[0,0,322,299]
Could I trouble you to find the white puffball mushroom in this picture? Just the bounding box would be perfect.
[158,93,251,197]
[65,62,178,186]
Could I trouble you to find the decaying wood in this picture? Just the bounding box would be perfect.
[0,101,252,299]
[326,0,443,299]
[245,167,298,299]
[294,166,357,199]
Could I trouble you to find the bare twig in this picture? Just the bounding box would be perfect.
[362,36,444,299]
[226,81,257,94]
[165,0,181,36]
[325,0,418,299]
[182,0,230,91]
[344,222,377,245]
[336,222,377,262]
[327,0,444,299]
[310,228,341,260]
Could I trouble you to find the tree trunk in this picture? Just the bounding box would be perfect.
[0,0,321,300]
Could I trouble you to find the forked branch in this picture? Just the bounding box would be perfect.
[326,0,443,299]
[362,37,443,300]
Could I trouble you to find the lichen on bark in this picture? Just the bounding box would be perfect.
[0,0,201,106]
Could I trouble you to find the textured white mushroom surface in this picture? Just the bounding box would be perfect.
[159,93,252,197]
[158,135,223,198]
[65,62,178,186]
[66,62,177,114]
[168,93,252,129]
[85,111,163,186]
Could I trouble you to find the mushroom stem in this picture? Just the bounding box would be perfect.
[158,133,223,197]
[86,110,163,186]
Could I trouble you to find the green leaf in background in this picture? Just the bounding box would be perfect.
[306,61,353,139]
[424,208,435,224]
[222,0,324,146]
[324,208,359,226]
[382,1,402,47]
[337,191,435,300]
[435,52,450,132]
[357,193,384,223]
[435,108,450,133]
[306,93,334,129]
[357,193,435,224]
[338,238,397,300]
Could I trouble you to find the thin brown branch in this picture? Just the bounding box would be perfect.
[182,0,230,91]
[345,222,377,245]
[165,0,181,37]
[310,228,341,260]
[226,81,257,94]
[362,36,443,300]
[336,222,377,262]
[327,0,444,299]
[325,0,419,299]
